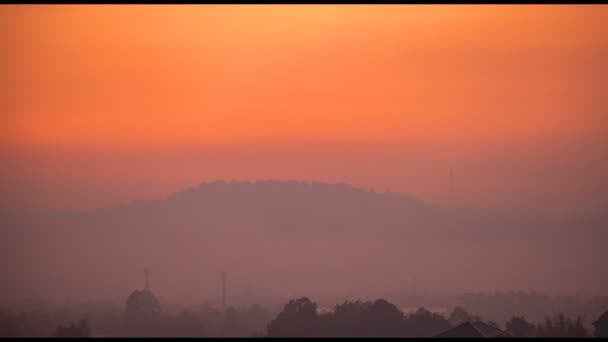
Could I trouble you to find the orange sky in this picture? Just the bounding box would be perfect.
[1,5,607,213]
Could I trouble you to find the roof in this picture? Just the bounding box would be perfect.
[594,311,608,326]
[436,321,511,338]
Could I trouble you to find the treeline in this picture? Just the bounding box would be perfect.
[267,298,450,337]
[266,297,604,338]
[0,302,274,337]
[1,297,606,337]
[117,302,273,337]
[506,313,588,338]
[457,291,608,327]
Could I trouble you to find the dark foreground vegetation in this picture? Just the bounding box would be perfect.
[1,292,607,337]
[266,297,602,338]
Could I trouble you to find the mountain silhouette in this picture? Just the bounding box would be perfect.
[1,180,606,302]
[88,179,432,238]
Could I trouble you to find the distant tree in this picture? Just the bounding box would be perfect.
[362,299,404,337]
[448,306,478,326]
[315,299,405,337]
[505,316,536,337]
[124,289,161,321]
[568,316,588,338]
[536,312,588,337]
[593,311,608,337]
[52,320,90,338]
[537,313,563,337]
[122,289,162,336]
[266,297,319,337]
[403,307,452,337]
[267,298,456,337]
[321,300,367,337]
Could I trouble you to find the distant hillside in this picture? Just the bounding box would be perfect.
[1,180,607,303]
[86,180,434,237]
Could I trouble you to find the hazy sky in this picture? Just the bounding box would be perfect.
[1,5,607,213]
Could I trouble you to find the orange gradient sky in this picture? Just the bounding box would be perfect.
[1,5,608,213]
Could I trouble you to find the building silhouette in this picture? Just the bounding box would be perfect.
[436,321,511,338]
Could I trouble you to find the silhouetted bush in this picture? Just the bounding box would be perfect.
[505,315,536,337]
[52,320,90,338]
[266,297,319,337]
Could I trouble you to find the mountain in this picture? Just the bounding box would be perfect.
[1,180,606,304]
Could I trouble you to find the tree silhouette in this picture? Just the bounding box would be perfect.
[122,289,162,336]
[266,297,319,337]
[125,289,161,320]
[319,300,367,337]
[267,298,456,337]
[362,299,404,337]
[448,306,479,326]
[536,312,588,337]
[403,307,452,337]
[505,316,536,337]
[52,320,90,338]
